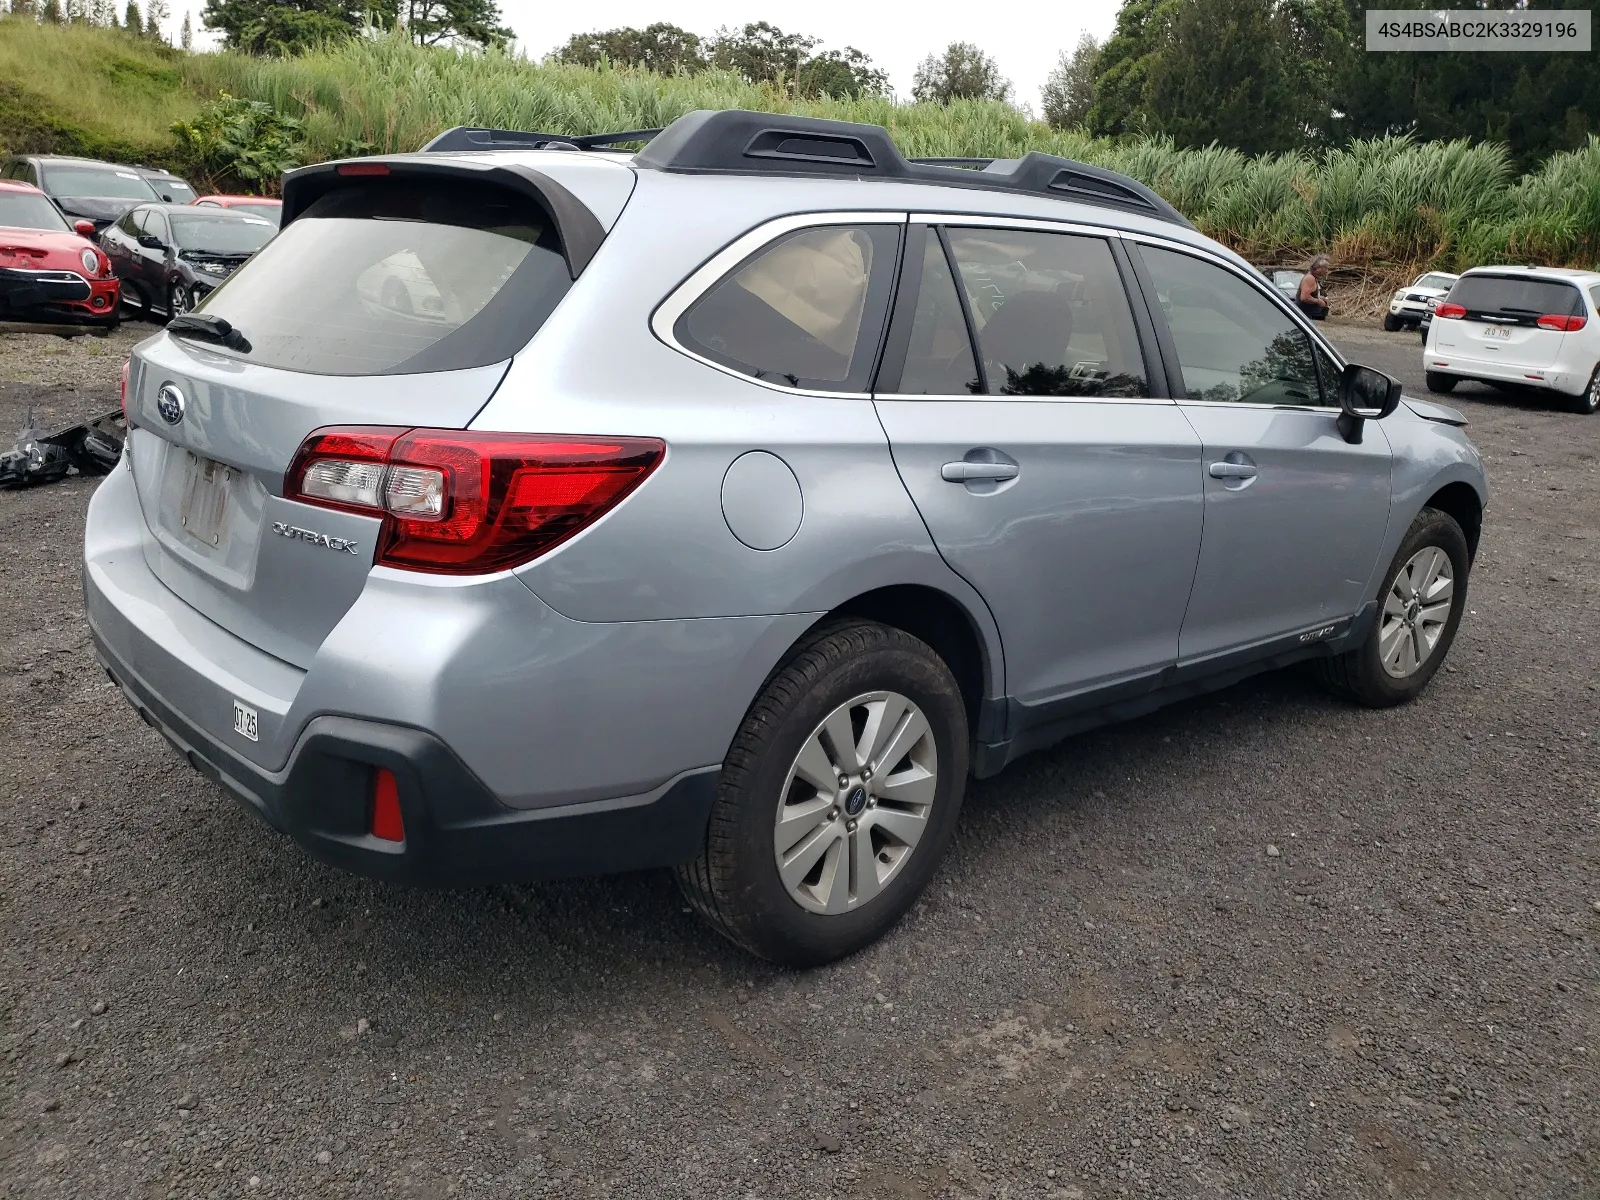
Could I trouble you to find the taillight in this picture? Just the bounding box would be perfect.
[1535,313,1587,332]
[285,427,666,575]
[119,359,129,422]
[1434,303,1466,319]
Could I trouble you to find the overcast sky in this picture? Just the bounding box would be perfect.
[169,0,1123,113]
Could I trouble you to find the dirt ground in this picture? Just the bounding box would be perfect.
[0,319,1596,1199]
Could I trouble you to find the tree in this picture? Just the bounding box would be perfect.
[65,0,86,22]
[796,47,889,99]
[39,0,63,20]
[911,42,1012,104]
[180,8,190,46]
[1041,32,1100,129]
[121,0,138,29]
[145,0,166,37]
[708,21,816,88]
[400,0,509,47]
[90,0,117,24]
[551,23,707,74]
[201,0,386,54]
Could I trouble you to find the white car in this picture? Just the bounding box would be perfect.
[1384,271,1458,331]
[1424,266,1600,414]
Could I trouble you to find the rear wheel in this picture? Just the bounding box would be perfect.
[677,621,968,966]
[1425,370,1458,394]
[1315,507,1470,707]
[1382,313,1402,332]
[1568,365,1600,415]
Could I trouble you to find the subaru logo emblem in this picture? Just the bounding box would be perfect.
[844,785,868,816]
[156,384,185,425]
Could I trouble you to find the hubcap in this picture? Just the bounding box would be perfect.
[773,690,938,915]
[1379,546,1455,678]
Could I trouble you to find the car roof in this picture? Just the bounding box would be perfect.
[15,155,135,167]
[138,201,271,215]
[1463,265,1600,284]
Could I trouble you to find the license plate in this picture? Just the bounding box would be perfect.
[1483,325,1512,340]
[232,699,258,742]
[177,452,232,549]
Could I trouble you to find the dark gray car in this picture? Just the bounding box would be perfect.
[0,154,161,231]
[85,110,1488,966]
[99,201,275,319]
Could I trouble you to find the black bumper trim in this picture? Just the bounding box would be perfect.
[93,631,719,885]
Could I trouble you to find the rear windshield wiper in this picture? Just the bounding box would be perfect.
[167,313,251,354]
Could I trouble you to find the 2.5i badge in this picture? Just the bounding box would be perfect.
[232,699,258,742]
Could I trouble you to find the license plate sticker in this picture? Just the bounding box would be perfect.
[177,452,232,549]
[1484,324,1512,340]
[232,699,258,742]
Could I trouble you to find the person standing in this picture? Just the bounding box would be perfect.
[1297,255,1331,320]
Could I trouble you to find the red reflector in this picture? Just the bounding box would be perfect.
[336,162,391,176]
[371,769,404,842]
[119,359,129,422]
[1434,303,1466,319]
[1535,313,1586,332]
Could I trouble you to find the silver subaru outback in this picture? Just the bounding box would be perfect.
[85,110,1487,966]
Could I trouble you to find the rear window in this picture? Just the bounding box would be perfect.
[677,224,900,392]
[0,190,69,232]
[153,178,196,203]
[1449,275,1582,320]
[189,179,572,375]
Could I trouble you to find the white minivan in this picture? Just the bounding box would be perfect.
[1424,266,1600,414]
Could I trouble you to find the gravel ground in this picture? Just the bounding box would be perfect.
[1,321,1596,1199]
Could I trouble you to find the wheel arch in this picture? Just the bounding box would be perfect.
[1424,480,1483,562]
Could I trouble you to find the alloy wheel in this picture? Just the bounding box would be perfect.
[170,284,190,317]
[1379,546,1454,678]
[773,690,938,915]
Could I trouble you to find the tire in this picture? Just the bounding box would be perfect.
[676,621,969,967]
[1567,365,1599,415]
[1425,370,1458,394]
[1382,313,1401,332]
[1315,507,1470,708]
[167,282,190,320]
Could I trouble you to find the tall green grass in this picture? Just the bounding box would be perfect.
[4,22,1595,272]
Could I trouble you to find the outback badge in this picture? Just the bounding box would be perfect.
[271,521,359,554]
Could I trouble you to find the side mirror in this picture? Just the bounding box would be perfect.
[1337,363,1402,444]
[73,219,96,237]
[137,234,166,251]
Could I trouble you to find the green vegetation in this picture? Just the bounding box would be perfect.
[1,20,1596,274]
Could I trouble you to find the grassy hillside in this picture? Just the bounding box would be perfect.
[3,20,1597,283]
[0,18,198,166]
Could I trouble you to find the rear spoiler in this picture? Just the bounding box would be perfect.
[278,158,606,279]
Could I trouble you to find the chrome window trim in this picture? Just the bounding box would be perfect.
[1123,231,1347,414]
[874,393,1176,406]
[650,210,909,401]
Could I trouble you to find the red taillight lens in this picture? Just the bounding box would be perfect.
[1434,303,1466,319]
[1535,313,1587,332]
[336,162,390,176]
[370,768,404,842]
[284,427,665,575]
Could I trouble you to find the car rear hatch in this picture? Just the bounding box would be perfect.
[122,155,629,669]
[1432,273,1585,369]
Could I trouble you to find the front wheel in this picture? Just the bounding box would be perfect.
[1315,507,1470,707]
[167,282,191,320]
[1568,365,1599,415]
[677,621,969,966]
[1382,313,1402,332]
[1425,370,1458,394]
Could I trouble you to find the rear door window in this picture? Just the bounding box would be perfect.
[1448,275,1582,324]
[894,232,981,395]
[189,178,574,376]
[677,224,900,392]
[943,227,1149,398]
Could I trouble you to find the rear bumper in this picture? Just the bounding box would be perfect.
[1425,352,1583,392]
[91,632,718,883]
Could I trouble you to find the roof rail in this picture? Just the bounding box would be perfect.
[420,110,1190,228]
[420,127,662,153]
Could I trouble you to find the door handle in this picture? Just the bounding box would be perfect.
[1208,461,1258,480]
[942,461,1020,482]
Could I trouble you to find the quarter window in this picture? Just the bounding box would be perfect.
[1141,246,1320,407]
[677,224,900,392]
[944,228,1149,398]
[896,232,980,395]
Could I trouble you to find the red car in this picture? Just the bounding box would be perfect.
[0,179,119,328]
[193,194,282,226]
